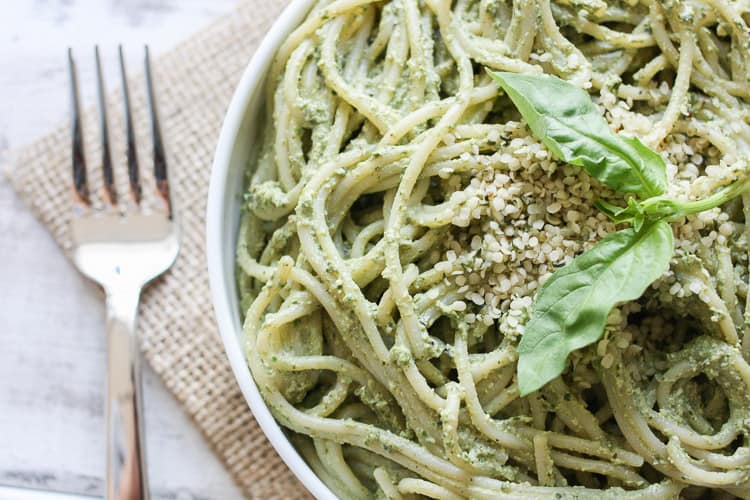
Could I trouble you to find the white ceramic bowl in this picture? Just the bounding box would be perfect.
[206,1,335,498]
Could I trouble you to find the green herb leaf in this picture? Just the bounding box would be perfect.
[488,71,668,198]
[593,199,624,218]
[595,198,648,231]
[517,221,674,395]
[594,199,633,223]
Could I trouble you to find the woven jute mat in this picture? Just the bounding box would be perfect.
[6,1,311,498]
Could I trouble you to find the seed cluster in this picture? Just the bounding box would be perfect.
[432,122,615,326]
[429,91,738,331]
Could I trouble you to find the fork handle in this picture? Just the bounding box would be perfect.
[105,287,149,500]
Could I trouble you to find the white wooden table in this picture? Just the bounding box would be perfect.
[0,2,245,499]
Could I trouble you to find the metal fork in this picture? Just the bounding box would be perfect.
[68,46,179,500]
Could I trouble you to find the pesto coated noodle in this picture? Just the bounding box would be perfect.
[236,0,750,497]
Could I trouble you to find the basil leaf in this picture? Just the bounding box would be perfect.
[594,199,631,223]
[595,198,650,231]
[517,220,674,395]
[488,71,667,198]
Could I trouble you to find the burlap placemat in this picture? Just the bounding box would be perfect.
[6,1,312,498]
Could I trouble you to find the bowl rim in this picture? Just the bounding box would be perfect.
[206,1,335,498]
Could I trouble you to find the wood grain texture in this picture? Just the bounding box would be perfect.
[0,1,244,498]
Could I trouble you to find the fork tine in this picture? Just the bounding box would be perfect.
[118,45,141,204]
[95,46,117,205]
[68,48,90,206]
[144,45,172,218]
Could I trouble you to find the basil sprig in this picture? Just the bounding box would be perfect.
[489,71,750,395]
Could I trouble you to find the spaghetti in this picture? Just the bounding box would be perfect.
[236,0,750,497]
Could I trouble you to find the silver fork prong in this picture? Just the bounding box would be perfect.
[118,45,141,205]
[144,45,172,218]
[95,46,117,206]
[68,48,90,206]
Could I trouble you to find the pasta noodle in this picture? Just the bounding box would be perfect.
[236,0,750,497]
